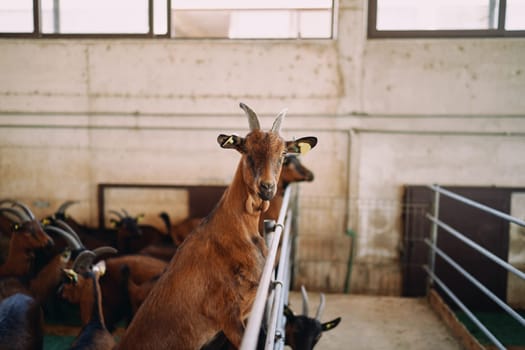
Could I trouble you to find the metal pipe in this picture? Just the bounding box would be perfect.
[240,186,292,350]
[428,184,525,228]
[265,210,293,350]
[424,266,506,350]
[427,186,440,291]
[425,239,525,327]
[426,214,525,280]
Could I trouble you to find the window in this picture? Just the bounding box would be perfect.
[171,0,333,39]
[368,0,525,38]
[0,0,334,39]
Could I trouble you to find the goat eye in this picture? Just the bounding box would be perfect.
[247,155,255,169]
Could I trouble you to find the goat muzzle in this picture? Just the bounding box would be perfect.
[258,182,275,201]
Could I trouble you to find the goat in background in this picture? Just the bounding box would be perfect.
[117,103,317,349]
[61,252,115,350]
[284,286,341,350]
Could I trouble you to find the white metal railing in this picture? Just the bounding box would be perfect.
[240,185,295,350]
[425,184,525,350]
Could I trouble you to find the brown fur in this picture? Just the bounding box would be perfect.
[117,104,317,350]
[170,217,203,246]
[0,211,53,278]
[259,155,314,234]
[64,263,116,350]
[60,254,167,331]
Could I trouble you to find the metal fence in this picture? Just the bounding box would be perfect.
[424,184,525,350]
[240,185,295,350]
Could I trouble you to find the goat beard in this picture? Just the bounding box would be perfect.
[245,195,270,215]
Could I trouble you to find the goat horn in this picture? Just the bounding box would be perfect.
[121,209,130,217]
[109,210,124,220]
[57,200,79,215]
[301,285,309,316]
[270,108,287,134]
[11,201,35,220]
[0,207,24,224]
[44,226,83,251]
[54,220,83,247]
[72,250,96,273]
[239,102,261,131]
[315,293,326,321]
[92,246,118,257]
[0,199,17,207]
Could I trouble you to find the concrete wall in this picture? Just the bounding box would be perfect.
[1,0,524,294]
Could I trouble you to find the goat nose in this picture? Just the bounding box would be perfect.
[260,182,274,191]
[259,182,275,201]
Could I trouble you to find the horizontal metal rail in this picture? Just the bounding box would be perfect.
[425,185,525,350]
[240,186,292,350]
[428,184,525,228]
[426,214,525,280]
[424,266,506,350]
[424,239,525,327]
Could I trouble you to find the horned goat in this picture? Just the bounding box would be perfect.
[109,210,172,256]
[61,254,116,350]
[172,155,314,245]
[59,249,167,331]
[284,286,341,350]
[116,103,317,349]
[43,201,118,250]
[0,202,54,278]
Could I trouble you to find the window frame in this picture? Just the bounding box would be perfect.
[0,0,336,39]
[0,0,171,38]
[368,0,525,38]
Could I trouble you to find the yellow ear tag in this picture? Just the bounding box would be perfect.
[298,142,311,155]
[42,218,50,225]
[225,136,235,146]
[64,269,78,283]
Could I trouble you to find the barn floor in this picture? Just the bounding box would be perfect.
[287,292,465,350]
[43,293,464,349]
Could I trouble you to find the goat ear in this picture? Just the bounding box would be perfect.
[286,137,318,155]
[283,305,295,320]
[93,260,107,278]
[321,317,341,332]
[218,134,245,152]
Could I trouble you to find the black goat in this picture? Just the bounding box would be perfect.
[43,201,118,250]
[284,286,341,350]
[201,286,340,350]
[109,210,172,256]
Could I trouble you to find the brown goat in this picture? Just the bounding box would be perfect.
[0,203,54,278]
[170,216,204,246]
[117,103,317,350]
[61,257,116,350]
[171,156,314,246]
[120,265,161,315]
[60,251,168,331]
[259,154,314,234]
